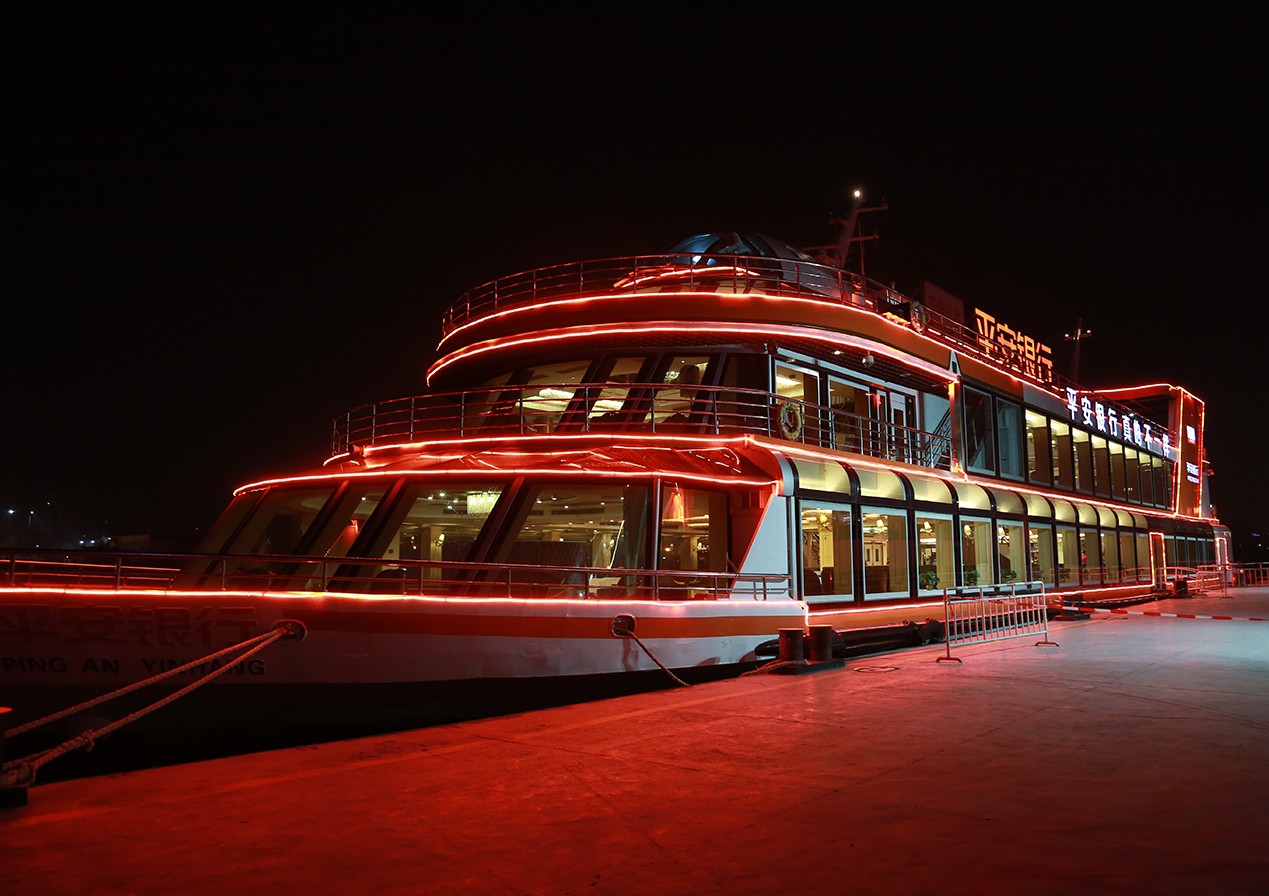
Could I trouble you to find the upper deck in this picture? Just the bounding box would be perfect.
[437,252,1073,397]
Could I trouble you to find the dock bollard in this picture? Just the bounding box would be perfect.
[778,628,805,662]
[807,625,835,662]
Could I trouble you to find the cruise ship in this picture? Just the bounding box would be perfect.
[0,198,1229,761]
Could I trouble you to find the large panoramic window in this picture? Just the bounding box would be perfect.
[504,482,655,590]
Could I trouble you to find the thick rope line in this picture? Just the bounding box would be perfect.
[741,658,809,676]
[4,627,287,740]
[612,623,690,688]
[2,624,295,788]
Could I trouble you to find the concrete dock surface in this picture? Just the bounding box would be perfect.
[4,587,1268,895]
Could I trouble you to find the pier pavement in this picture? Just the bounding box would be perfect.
[3,588,1268,895]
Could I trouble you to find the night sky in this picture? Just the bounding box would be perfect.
[4,8,1266,555]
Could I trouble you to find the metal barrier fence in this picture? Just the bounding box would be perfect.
[938,583,1058,663]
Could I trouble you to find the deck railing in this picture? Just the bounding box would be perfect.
[331,383,954,472]
[0,549,792,602]
[438,252,1132,414]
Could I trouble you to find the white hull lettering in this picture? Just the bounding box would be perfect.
[2,656,70,673]
[140,657,267,676]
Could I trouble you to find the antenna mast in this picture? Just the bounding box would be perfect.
[1064,318,1093,382]
[805,188,888,275]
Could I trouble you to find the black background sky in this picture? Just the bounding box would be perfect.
[4,7,1266,555]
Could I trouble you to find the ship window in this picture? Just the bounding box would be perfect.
[1102,529,1121,582]
[1109,441,1127,499]
[1072,428,1093,493]
[998,521,1025,586]
[501,482,653,597]
[963,387,995,475]
[658,485,729,587]
[1138,454,1156,506]
[862,508,909,598]
[652,355,714,428]
[1055,525,1078,584]
[800,502,854,603]
[587,356,646,426]
[1119,530,1141,581]
[1026,410,1051,486]
[1091,434,1111,498]
[915,514,954,592]
[1029,523,1055,586]
[996,398,1024,480]
[775,362,822,446]
[828,378,871,454]
[960,517,994,585]
[340,483,506,591]
[518,359,591,432]
[238,487,333,555]
[1123,447,1141,503]
[1079,529,1103,583]
[1051,420,1074,491]
[212,485,338,586]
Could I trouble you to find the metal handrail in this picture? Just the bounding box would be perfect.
[0,548,793,602]
[330,382,954,472]
[436,251,1151,424]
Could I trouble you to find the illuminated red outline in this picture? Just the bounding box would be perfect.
[234,463,780,497]
[332,432,761,467]
[772,440,1214,522]
[428,319,957,385]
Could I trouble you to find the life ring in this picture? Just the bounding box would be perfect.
[910,300,928,333]
[776,400,804,441]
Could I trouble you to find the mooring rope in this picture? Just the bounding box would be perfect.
[1,621,303,789]
[740,658,808,676]
[609,617,691,688]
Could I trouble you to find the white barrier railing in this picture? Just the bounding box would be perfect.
[937,583,1058,664]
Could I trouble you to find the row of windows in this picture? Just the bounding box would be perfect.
[799,499,1156,603]
[185,478,731,596]
[963,386,1173,510]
